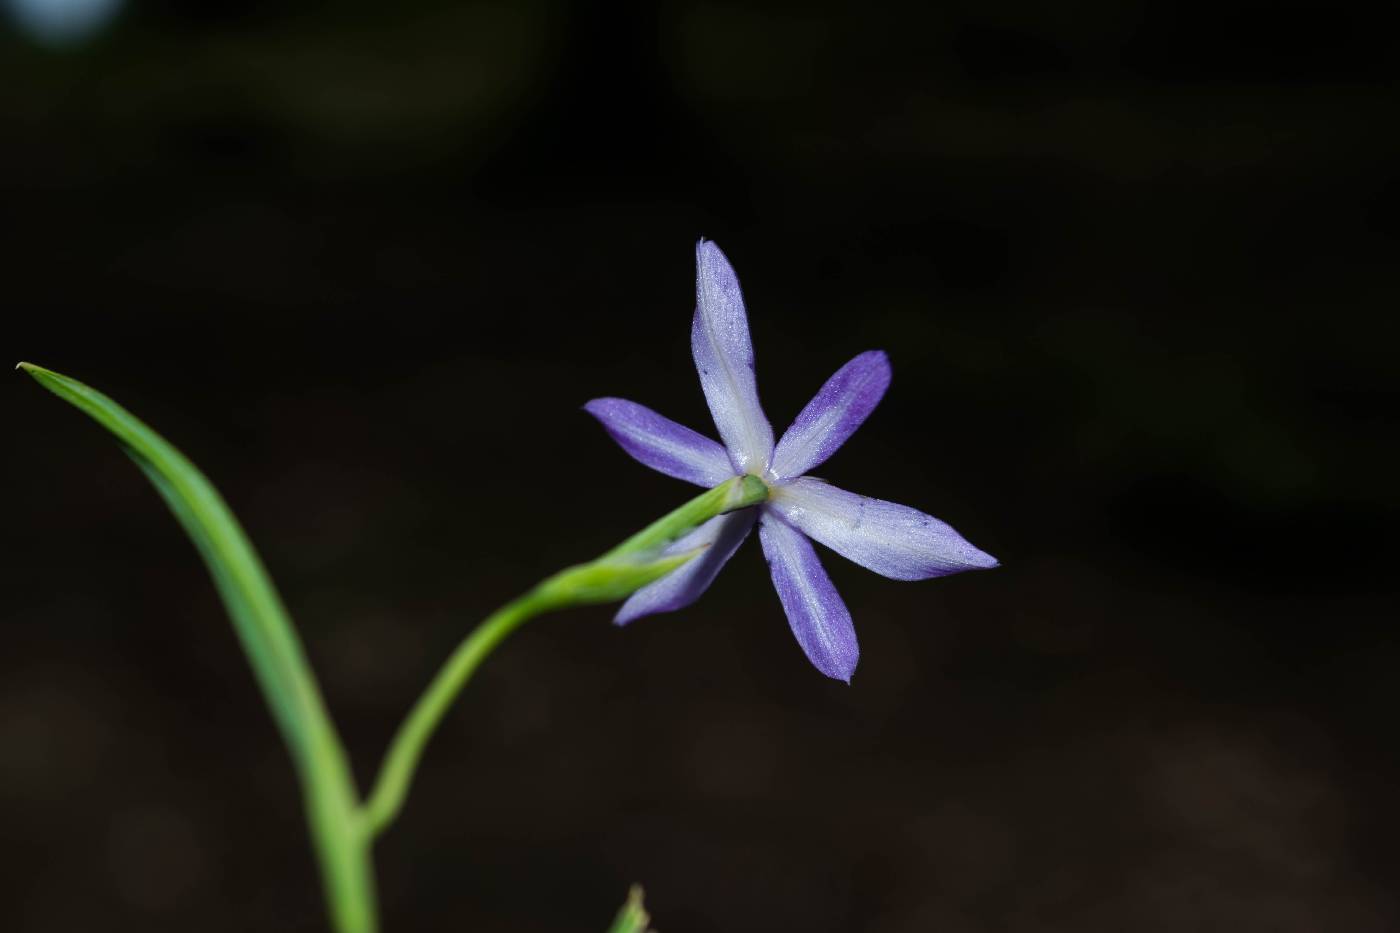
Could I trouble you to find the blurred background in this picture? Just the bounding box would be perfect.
[3,1,1397,930]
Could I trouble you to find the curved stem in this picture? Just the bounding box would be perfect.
[22,360,770,929]
[364,474,769,837]
[362,586,558,835]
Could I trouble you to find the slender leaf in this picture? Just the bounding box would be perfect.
[19,363,377,932]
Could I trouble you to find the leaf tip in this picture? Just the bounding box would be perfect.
[607,885,653,933]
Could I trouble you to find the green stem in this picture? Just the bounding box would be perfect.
[21,361,769,930]
[364,473,768,836]
[362,587,552,834]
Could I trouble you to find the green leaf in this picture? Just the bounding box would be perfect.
[606,886,654,933]
[18,363,378,932]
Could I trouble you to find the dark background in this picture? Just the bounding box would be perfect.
[3,1,1397,930]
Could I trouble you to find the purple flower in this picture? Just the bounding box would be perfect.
[585,240,997,682]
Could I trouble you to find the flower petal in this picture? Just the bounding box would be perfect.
[615,508,757,625]
[769,477,999,580]
[585,397,735,487]
[692,240,775,474]
[771,350,892,480]
[758,514,858,682]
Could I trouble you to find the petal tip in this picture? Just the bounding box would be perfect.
[816,655,858,684]
[968,547,1000,570]
[613,604,642,626]
[583,397,623,417]
[865,350,893,386]
[695,239,736,277]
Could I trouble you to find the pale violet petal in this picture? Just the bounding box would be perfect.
[768,477,999,581]
[585,398,735,487]
[615,509,757,625]
[692,239,775,474]
[758,514,859,682]
[772,350,891,480]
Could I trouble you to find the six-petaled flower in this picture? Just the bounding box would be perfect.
[586,240,997,682]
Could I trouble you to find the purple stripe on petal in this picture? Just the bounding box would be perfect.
[585,397,735,487]
[769,477,999,581]
[692,240,775,475]
[615,509,757,625]
[758,514,859,683]
[772,350,892,480]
